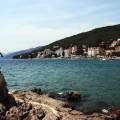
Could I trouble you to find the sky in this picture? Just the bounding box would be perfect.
[0,0,120,53]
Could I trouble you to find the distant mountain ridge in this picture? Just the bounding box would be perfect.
[4,46,42,58]
[13,24,120,59]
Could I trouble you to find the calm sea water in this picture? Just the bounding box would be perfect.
[0,59,120,113]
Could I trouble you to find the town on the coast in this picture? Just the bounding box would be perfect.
[34,38,120,60]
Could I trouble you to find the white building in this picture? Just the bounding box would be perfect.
[44,49,52,56]
[110,41,118,47]
[71,46,77,54]
[64,49,71,58]
[37,52,42,58]
[55,47,64,57]
[87,47,101,57]
[110,39,120,48]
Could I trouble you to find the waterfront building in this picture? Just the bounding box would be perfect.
[37,49,53,58]
[88,47,99,57]
[64,49,71,58]
[105,50,112,57]
[55,47,64,57]
[115,46,120,52]
[110,39,120,48]
[71,46,77,54]
[87,47,105,57]
[110,41,118,47]
[44,49,52,55]
[37,52,42,58]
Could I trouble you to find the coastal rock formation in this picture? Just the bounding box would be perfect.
[0,72,16,108]
[0,72,120,120]
[31,87,42,94]
[0,72,8,102]
[0,104,6,120]
[67,91,81,101]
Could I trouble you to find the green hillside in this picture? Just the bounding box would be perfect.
[13,24,120,59]
[43,24,120,49]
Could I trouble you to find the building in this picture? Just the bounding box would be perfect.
[87,47,104,57]
[88,47,99,57]
[44,49,52,56]
[71,46,77,54]
[64,49,71,58]
[110,41,118,47]
[115,46,120,52]
[105,50,112,57]
[55,47,64,57]
[110,39,120,48]
[37,49,53,58]
[37,52,42,58]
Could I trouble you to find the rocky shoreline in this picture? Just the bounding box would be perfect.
[0,73,120,120]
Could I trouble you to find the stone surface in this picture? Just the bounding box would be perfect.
[106,107,120,120]
[31,87,42,94]
[0,73,8,102]
[0,72,120,120]
[67,91,81,101]
[0,104,6,120]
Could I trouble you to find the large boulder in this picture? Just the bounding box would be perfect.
[0,72,16,108]
[31,87,42,94]
[0,104,6,120]
[0,72,8,102]
[67,91,81,101]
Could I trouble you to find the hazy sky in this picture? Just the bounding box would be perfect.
[0,0,120,53]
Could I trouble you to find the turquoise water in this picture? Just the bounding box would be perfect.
[0,59,120,113]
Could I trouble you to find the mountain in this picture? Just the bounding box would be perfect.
[13,24,120,59]
[4,46,42,59]
[42,24,120,50]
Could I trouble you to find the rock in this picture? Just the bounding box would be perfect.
[6,106,20,120]
[48,92,66,100]
[0,72,8,102]
[0,72,16,108]
[48,92,58,98]
[0,104,6,115]
[6,94,17,108]
[27,107,45,120]
[92,117,104,120]
[0,104,6,120]
[19,102,32,112]
[43,113,60,120]
[67,91,81,101]
[70,110,84,115]
[6,102,32,120]
[106,107,120,119]
[92,113,100,117]
[31,87,42,94]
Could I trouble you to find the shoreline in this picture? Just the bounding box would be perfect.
[9,90,120,120]
[1,56,120,61]
[0,60,120,119]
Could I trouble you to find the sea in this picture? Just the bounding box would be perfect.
[0,58,120,113]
